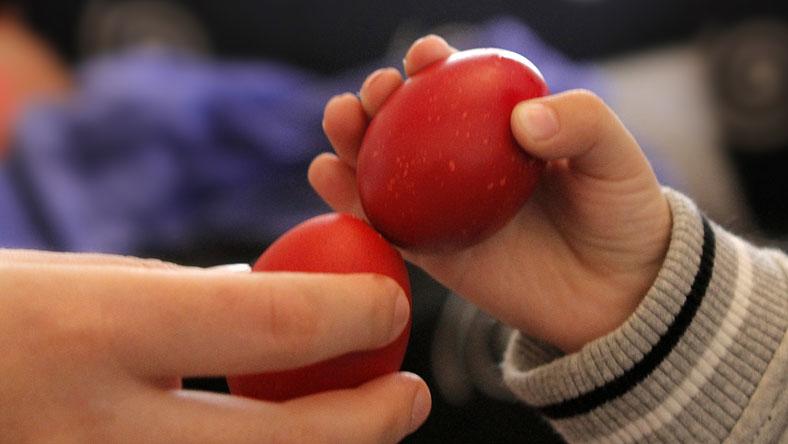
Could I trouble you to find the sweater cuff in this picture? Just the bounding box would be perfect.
[502,188,788,443]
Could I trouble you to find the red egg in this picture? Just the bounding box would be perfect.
[358,48,547,252]
[226,213,411,401]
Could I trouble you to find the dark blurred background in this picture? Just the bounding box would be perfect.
[2,1,786,442]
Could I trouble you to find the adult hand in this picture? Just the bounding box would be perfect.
[0,249,429,443]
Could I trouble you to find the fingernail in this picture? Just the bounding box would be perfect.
[208,263,252,273]
[516,103,559,141]
[390,291,410,341]
[409,383,431,433]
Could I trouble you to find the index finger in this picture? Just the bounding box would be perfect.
[320,35,457,169]
[403,34,457,77]
[323,93,368,166]
[6,264,410,379]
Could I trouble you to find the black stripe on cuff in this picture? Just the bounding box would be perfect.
[538,216,716,419]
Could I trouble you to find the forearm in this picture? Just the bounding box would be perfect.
[502,188,788,443]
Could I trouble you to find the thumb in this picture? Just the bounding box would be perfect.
[511,89,653,182]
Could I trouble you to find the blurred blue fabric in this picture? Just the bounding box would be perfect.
[0,17,634,255]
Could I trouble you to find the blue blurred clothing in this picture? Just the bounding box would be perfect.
[2,54,338,253]
[0,18,615,254]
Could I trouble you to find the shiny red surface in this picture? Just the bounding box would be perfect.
[358,49,548,251]
[226,213,411,401]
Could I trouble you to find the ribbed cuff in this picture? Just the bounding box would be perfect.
[502,188,788,443]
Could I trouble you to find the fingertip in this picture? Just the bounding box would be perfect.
[359,67,403,117]
[323,92,358,122]
[306,153,363,216]
[390,290,411,342]
[397,372,432,434]
[403,34,456,77]
[358,272,410,345]
[511,101,561,156]
[275,371,431,443]
[373,371,432,435]
[357,372,431,435]
[324,92,347,108]
[360,67,401,87]
[307,152,342,200]
[322,93,367,165]
[307,152,335,188]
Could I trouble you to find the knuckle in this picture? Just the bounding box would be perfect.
[259,289,322,351]
[0,269,111,363]
[567,89,615,136]
[324,95,349,121]
[29,298,110,362]
[571,89,610,117]
[571,88,604,106]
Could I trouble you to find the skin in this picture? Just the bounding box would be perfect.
[0,31,669,441]
[0,13,430,441]
[309,35,672,353]
[0,249,429,443]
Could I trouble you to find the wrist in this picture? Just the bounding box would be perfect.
[503,186,706,388]
[548,190,673,354]
[503,188,787,443]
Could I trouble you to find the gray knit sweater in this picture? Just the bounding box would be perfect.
[502,189,787,443]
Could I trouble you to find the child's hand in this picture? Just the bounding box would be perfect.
[0,249,428,443]
[309,35,672,353]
